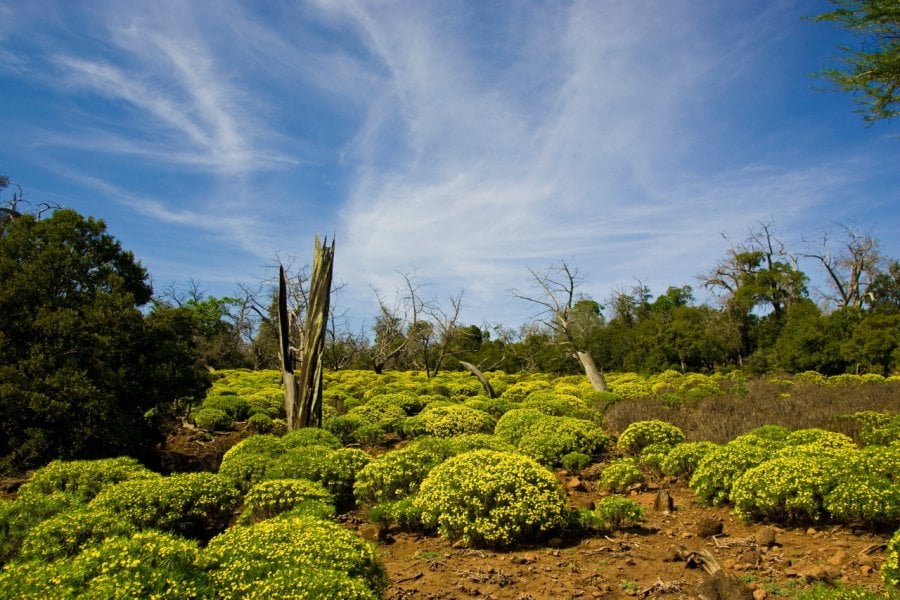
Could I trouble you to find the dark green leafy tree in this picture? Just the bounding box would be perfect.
[0,206,209,473]
[813,0,900,123]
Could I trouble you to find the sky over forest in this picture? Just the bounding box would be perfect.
[1,0,898,329]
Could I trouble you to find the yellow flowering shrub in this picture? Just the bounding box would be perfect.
[690,439,776,506]
[204,514,386,599]
[580,496,644,531]
[463,396,513,418]
[598,458,645,493]
[522,391,595,420]
[89,472,240,540]
[500,380,550,402]
[517,416,610,467]
[617,420,685,455]
[661,441,718,479]
[18,505,135,562]
[353,440,452,505]
[0,491,78,563]
[18,456,159,503]
[192,407,232,431]
[217,435,286,493]
[239,478,334,524]
[884,526,900,592]
[494,408,549,446]
[0,530,212,599]
[281,427,342,450]
[421,404,497,437]
[414,450,569,548]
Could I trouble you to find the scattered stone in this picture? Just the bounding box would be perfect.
[722,558,737,569]
[653,488,675,513]
[828,550,846,567]
[452,539,469,549]
[698,517,724,538]
[752,588,768,600]
[663,545,686,562]
[798,565,830,582]
[510,556,532,565]
[754,527,778,547]
[858,554,876,568]
[696,570,753,600]
[547,537,563,548]
[806,527,818,535]
[357,523,381,543]
[567,477,585,491]
[861,565,875,576]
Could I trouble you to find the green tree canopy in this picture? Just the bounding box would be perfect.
[814,0,900,123]
[0,208,209,472]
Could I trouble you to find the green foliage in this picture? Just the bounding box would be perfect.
[281,427,342,450]
[522,391,594,420]
[353,440,451,505]
[517,416,610,467]
[191,407,232,431]
[18,456,158,503]
[796,584,882,600]
[18,505,135,562]
[0,491,77,564]
[217,434,285,493]
[0,530,212,599]
[463,396,512,418]
[493,408,549,446]
[265,446,371,510]
[783,428,856,450]
[813,0,900,123]
[239,478,334,524]
[89,472,240,540]
[200,394,251,421]
[639,442,674,474]
[204,514,386,599]
[420,404,497,437]
[414,450,569,548]
[617,420,685,455]
[661,441,718,479]
[598,458,645,493]
[884,526,900,592]
[690,439,776,505]
[0,208,209,472]
[731,454,843,523]
[824,469,900,527]
[561,451,592,472]
[368,497,426,531]
[580,496,644,531]
[247,412,273,433]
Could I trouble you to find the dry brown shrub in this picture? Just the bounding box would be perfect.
[604,379,899,444]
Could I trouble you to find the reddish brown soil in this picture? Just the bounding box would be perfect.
[355,478,892,600]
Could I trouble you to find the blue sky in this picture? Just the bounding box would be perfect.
[1,0,898,331]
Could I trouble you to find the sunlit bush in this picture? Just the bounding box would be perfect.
[579,496,644,531]
[517,416,610,467]
[690,439,775,506]
[598,458,644,493]
[884,526,900,592]
[192,407,232,431]
[353,440,451,505]
[204,514,386,600]
[661,441,718,479]
[281,427,342,450]
[617,420,686,455]
[18,456,159,503]
[89,472,240,540]
[420,404,496,438]
[239,478,334,524]
[0,491,78,563]
[493,408,548,446]
[18,505,134,562]
[414,450,568,548]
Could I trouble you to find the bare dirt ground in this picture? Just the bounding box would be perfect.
[355,476,891,600]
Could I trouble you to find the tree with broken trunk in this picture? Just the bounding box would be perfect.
[277,235,335,430]
[514,262,609,391]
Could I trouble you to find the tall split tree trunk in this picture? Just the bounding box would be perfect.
[278,235,335,430]
[459,361,497,398]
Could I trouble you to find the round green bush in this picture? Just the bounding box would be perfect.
[463,397,512,418]
[783,428,856,450]
[204,514,386,600]
[0,530,211,599]
[585,496,644,530]
[493,408,550,446]
[347,398,408,431]
[217,435,286,492]
[353,441,451,505]
[247,412,273,433]
[239,478,334,524]
[414,450,569,548]
[18,457,159,503]
[561,452,592,472]
[323,413,366,445]
[421,405,496,438]
[884,526,900,592]
[244,390,285,419]
[367,392,426,416]
[265,446,371,510]
[517,416,610,467]
[439,434,515,455]
[192,407,232,431]
[639,442,674,473]
[89,472,240,540]
[731,454,843,524]
[689,439,776,506]
[522,391,594,420]
[598,458,645,493]
[661,441,718,479]
[18,505,135,562]
[617,420,685,455]
[201,394,251,420]
[281,427,342,450]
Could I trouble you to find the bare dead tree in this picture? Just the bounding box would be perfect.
[513,262,608,391]
[370,288,408,374]
[802,222,882,309]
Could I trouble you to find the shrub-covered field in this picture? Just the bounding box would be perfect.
[2,368,898,598]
